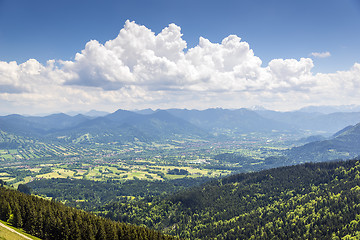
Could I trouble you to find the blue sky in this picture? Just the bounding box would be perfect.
[0,0,360,114]
[1,0,359,72]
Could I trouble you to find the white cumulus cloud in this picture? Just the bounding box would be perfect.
[0,20,359,114]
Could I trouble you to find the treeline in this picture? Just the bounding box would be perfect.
[0,168,35,184]
[212,152,294,172]
[167,168,189,175]
[214,153,253,163]
[101,159,360,239]
[0,141,21,149]
[0,186,175,240]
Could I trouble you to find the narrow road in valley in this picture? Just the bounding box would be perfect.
[0,221,33,240]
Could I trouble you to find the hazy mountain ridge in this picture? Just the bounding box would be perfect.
[0,113,91,136]
[166,108,294,133]
[298,104,360,114]
[287,122,360,161]
[256,110,360,133]
[148,107,360,134]
[1,107,360,145]
[0,109,210,144]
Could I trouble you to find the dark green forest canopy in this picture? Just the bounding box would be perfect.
[0,186,176,240]
[26,177,212,211]
[101,159,360,239]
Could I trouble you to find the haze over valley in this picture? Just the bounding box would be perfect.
[1,0,360,239]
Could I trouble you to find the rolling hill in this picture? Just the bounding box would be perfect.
[287,122,360,162]
[101,159,360,239]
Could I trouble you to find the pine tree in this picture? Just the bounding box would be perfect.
[0,199,11,221]
[8,203,23,228]
[104,220,118,240]
[95,219,107,240]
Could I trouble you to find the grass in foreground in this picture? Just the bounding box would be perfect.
[0,220,41,240]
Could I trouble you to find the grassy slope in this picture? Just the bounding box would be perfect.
[0,220,41,240]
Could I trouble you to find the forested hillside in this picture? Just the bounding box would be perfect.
[0,186,175,240]
[101,159,360,239]
[27,177,211,211]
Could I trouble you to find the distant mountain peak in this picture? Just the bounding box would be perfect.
[247,105,268,111]
[84,109,109,117]
[134,108,154,115]
[104,109,137,122]
[47,113,69,117]
[151,110,175,119]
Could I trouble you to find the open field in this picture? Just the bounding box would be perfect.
[0,158,232,188]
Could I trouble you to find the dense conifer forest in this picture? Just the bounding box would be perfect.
[26,177,211,211]
[100,159,360,239]
[0,186,175,240]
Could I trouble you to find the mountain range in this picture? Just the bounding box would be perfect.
[139,107,360,134]
[138,107,360,134]
[2,106,360,163]
[0,109,210,144]
[2,107,360,144]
